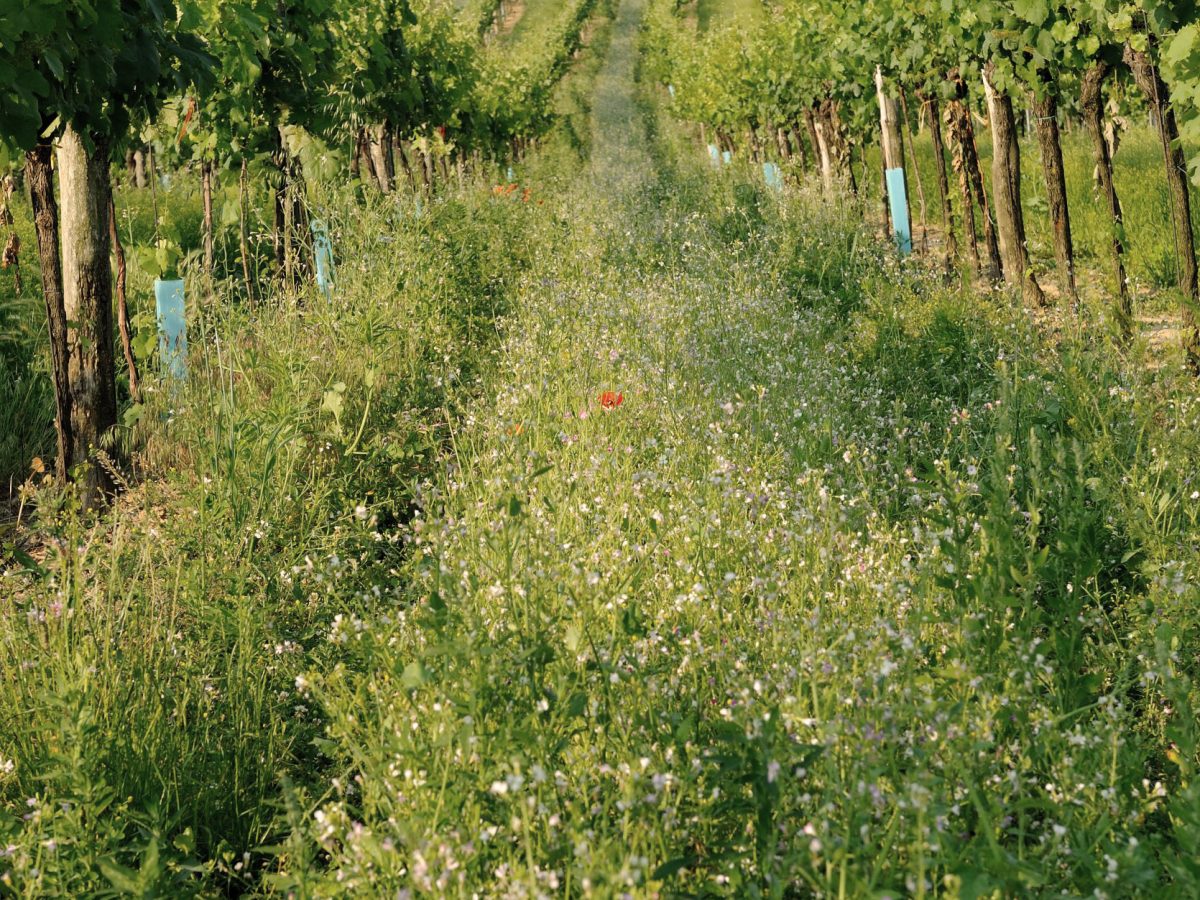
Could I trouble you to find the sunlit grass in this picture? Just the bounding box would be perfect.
[696,0,762,30]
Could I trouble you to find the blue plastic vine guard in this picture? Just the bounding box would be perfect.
[885,167,912,256]
[153,277,187,380]
[721,150,732,166]
[707,144,721,168]
[763,162,783,191]
[311,219,336,301]
[667,84,675,99]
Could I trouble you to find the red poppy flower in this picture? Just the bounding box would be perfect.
[599,391,624,410]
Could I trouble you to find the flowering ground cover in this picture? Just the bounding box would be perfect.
[4,0,1200,895]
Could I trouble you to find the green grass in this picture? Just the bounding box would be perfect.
[696,0,762,30]
[502,0,563,43]
[5,0,1200,895]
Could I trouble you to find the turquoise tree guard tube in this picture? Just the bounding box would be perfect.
[763,162,783,191]
[885,168,912,256]
[311,220,336,301]
[154,277,188,380]
[707,144,721,168]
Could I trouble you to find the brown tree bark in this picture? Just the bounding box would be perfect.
[802,109,821,176]
[983,63,1046,307]
[147,145,158,227]
[273,172,286,274]
[383,122,397,186]
[107,192,139,404]
[239,157,256,306]
[25,143,73,483]
[201,161,215,282]
[58,123,118,506]
[396,140,418,191]
[1124,42,1200,366]
[369,123,393,193]
[944,98,982,276]
[811,108,835,196]
[947,75,1003,280]
[1080,61,1129,331]
[273,133,311,291]
[356,127,376,184]
[920,91,958,267]
[899,87,928,250]
[1032,85,1077,304]
[819,98,857,195]
[775,126,791,161]
[422,141,434,192]
[790,125,809,170]
[747,125,762,163]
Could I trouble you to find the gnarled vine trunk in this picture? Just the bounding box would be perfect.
[802,109,821,179]
[58,123,118,506]
[369,122,393,193]
[789,125,809,171]
[945,76,1002,281]
[818,98,857,196]
[920,91,957,268]
[201,161,215,282]
[774,126,791,162]
[25,142,73,483]
[108,192,139,403]
[1080,61,1129,332]
[1031,85,1076,304]
[1123,42,1200,367]
[811,109,834,195]
[983,63,1045,307]
[944,97,982,277]
[273,129,312,290]
[239,157,256,305]
[898,87,928,250]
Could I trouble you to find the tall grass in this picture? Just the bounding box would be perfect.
[4,0,1200,895]
[0,4,613,895]
[0,163,553,897]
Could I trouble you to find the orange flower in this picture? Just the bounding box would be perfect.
[599,391,624,410]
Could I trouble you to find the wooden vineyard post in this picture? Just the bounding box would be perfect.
[876,67,912,255]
